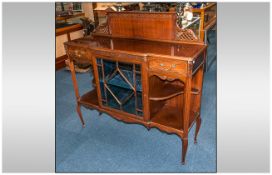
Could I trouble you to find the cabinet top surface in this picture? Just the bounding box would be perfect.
[65,35,206,60]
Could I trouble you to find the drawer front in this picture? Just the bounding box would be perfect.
[66,46,91,63]
[148,58,187,76]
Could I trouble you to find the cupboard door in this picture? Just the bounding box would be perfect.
[96,58,143,117]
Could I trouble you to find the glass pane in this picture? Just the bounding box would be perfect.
[123,94,136,114]
[107,71,133,90]
[103,60,116,78]
[135,64,141,72]
[137,92,143,110]
[99,82,105,100]
[119,62,134,85]
[97,65,103,80]
[107,84,133,103]
[97,58,143,117]
[105,88,120,110]
[97,58,102,65]
[136,73,142,92]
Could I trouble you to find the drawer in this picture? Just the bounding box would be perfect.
[66,46,91,63]
[148,58,187,76]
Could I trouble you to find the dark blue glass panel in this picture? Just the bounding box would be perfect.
[119,62,134,85]
[107,72,133,90]
[136,73,142,92]
[123,94,136,114]
[103,60,116,78]
[107,84,133,103]
[97,58,102,64]
[105,88,120,110]
[99,82,105,100]
[137,91,143,110]
[97,65,103,80]
[135,64,141,72]
[97,58,143,117]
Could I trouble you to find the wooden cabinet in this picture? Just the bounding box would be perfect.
[64,11,207,164]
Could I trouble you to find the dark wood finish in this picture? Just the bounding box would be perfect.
[56,23,83,36]
[149,76,184,101]
[108,12,176,41]
[56,55,67,70]
[56,12,85,21]
[63,12,207,164]
[68,58,85,127]
[93,11,201,42]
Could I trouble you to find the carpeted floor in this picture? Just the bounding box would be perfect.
[56,31,216,173]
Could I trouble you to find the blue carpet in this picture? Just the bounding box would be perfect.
[56,34,216,173]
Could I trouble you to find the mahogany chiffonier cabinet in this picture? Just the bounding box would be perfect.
[64,11,207,164]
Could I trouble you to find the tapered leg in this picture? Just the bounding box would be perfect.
[182,138,188,165]
[194,117,201,144]
[76,104,85,127]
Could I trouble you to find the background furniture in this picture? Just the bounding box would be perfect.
[56,3,94,70]
[192,3,217,71]
[56,23,83,70]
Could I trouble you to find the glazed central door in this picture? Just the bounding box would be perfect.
[96,58,143,117]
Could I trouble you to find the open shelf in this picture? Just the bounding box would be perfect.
[149,82,184,101]
[149,75,184,101]
[78,89,99,108]
[150,104,184,130]
[150,103,199,131]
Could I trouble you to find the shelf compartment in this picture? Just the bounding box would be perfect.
[149,75,184,101]
[149,82,199,100]
[79,89,99,108]
[149,83,184,101]
[150,104,184,131]
[150,104,199,132]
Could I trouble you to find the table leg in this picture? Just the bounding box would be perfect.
[182,138,188,165]
[194,117,201,144]
[68,59,85,127]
